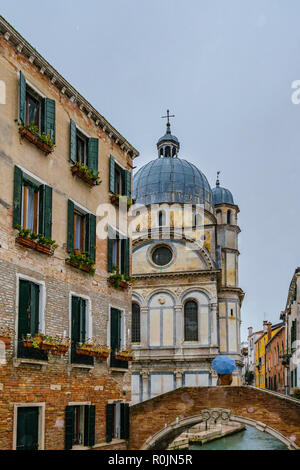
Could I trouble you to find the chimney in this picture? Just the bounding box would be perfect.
[267,322,272,342]
[248,327,253,337]
[263,321,268,333]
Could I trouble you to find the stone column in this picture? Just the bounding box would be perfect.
[175,370,183,389]
[210,303,218,347]
[175,305,183,347]
[140,307,148,348]
[141,371,149,402]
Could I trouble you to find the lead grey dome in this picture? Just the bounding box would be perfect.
[133,157,213,208]
[212,185,234,205]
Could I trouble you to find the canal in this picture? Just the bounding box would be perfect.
[190,425,288,450]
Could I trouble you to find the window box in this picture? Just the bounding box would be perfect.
[114,349,134,362]
[111,194,132,211]
[66,252,95,276]
[19,126,54,155]
[16,227,58,256]
[108,277,130,290]
[76,341,111,360]
[71,165,101,187]
[23,334,71,355]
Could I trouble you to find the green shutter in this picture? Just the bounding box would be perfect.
[79,298,86,343]
[70,120,77,163]
[86,214,96,262]
[120,404,130,440]
[106,404,114,443]
[124,170,132,199]
[107,225,114,273]
[13,166,23,228]
[18,280,31,341]
[42,98,56,143]
[65,406,75,450]
[121,238,130,276]
[87,138,99,172]
[67,200,74,253]
[30,283,39,335]
[109,155,115,193]
[111,308,121,350]
[39,185,53,237]
[84,405,96,447]
[19,71,26,123]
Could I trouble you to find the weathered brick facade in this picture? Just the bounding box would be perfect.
[0,16,138,450]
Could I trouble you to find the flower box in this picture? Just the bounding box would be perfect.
[115,351,134,362]
[0,336,11,349]
[67,261,93,274]
[96,353,110,361]
[16,237,53,256]
[71,165,97,187]
[111,195,132,211]
[20,127,53,155]
[108,278,130,290]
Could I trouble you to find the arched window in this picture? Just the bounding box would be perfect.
[184,301,198,341]
[227,210,231,225]
[158,211,166,227]
[132,303,141,343]
[216,209,222,224]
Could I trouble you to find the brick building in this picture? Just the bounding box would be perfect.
[265,323,286,393]
[0,16,139,450]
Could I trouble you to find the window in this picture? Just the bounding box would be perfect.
[227,210,231,225]
[109,155,131,198]
[19,71,56,142]
[184,301,198,341]
[16,407,40,450]
[107,226,129,275]
[110,308,127,369]
[152,245,173,267]
[158,211,166,228]
[17,279,47,361]
[13,167,53,238]
[65,405,95,450]
[71,296,93,366]
[67,200,96,260]
[70,120,98,172]
[106,403,129,443]
[132,303,141,343]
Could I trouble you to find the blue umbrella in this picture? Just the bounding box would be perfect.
[212,356,236,375]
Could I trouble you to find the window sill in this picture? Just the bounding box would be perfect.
[109,367,129,373]
[108,278,130,290]
[70,363,94,370]
[66,260,94,275]
[92,439,127,449]
[13,358,48,369]
[71,165,98,187]
[19,127,54,155]
[16,236,53,256]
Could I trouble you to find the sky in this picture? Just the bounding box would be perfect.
[2,0,300,341]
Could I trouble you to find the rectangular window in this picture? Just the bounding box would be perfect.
[26,89,42,128]
[67,200,96,261]
[17,279,47,361]
[16,406,40,450]
[108,226,129,275]
[74,210,85,252]
[76,131,88,166]
[70,120,98,171]
[21,181,39,232]
[71,296,93,366]
[109,155,132,198]
[65,405,95,450]
[110,308,128,369]
[106,404,129,443]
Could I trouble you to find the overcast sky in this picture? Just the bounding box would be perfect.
[2,0,300,341]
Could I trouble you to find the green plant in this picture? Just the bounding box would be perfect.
[66,251,95,276]
[109,265,132,288]
[15,225,58,250]
[245,370,254,385]
[73,161,102,185]
[17,120,55,149]
[291,388,300,399]
[114,194,132,208]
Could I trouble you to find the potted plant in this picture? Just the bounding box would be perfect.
[115,348,134,362]
[71,162,101,186]
[110,194,132,210]
[17,120,55,154]
[108,265,132,290]
[15,226,58,256]
[52,336,71,356]
[0,326,14,349]
[76,340,94,356]
[66,251,95,276]
[94,345,111,361]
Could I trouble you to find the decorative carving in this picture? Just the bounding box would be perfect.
[158,296,166,305]
[201,408,232,424]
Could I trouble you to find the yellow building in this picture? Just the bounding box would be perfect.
[255,322,282,388]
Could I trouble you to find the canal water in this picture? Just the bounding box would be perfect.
[190,425,288,450]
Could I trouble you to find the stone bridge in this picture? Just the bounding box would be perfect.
[129,386,300,450]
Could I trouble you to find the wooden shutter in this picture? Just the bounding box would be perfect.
[85,214,96,262]
[84,405,96,447]
[111,309,121,351]
[30,283,40,335]
[38,185,52,238]
[87,138,99,172]
[13,166,23,228]
[65,406,75,450]
[18,280,30,342]
[109,156,115,193]
[120,404,130,440]
[121,238,130,276]
[124,170,132,199]
[67,200,74,253]
[70,120,77,163]
[106,404,114,443]
[107,225,114,273]
[79,298,86,343]
[19,71,26,123]
[42,98,56,143]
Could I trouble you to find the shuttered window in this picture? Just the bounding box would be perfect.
[132,303,141,343]
[65,405,95,450]
[19,71,56,143]
[110,308,128,369]
[67,200,96,261]
[13,166,53,238]
[69,120,98,172]
[184,301,198,342]
[107,226,129,275]
[109,155,131,198]
[106,403,129,442]
[71,296,93,366]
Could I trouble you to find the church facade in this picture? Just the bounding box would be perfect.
[130,118,244,404]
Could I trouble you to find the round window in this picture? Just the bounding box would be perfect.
[152,246,173,266]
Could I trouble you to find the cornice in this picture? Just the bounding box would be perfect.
[132,269,221,281]
[0,16,139,159]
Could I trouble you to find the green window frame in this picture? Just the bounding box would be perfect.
[71,296,93,366]
[107,226,129,275]
[67,200,96,261]
[109,155,131,198]
[70,120,98,172]
[105,403,129,443]
[65,405,96,450]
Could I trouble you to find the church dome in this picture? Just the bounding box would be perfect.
[212,174,234,205]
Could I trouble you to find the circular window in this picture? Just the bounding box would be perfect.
[152,245,173,266]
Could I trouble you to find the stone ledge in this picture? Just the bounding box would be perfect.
[13,358,48,370]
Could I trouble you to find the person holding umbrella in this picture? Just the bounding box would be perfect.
[212,356,236,386]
